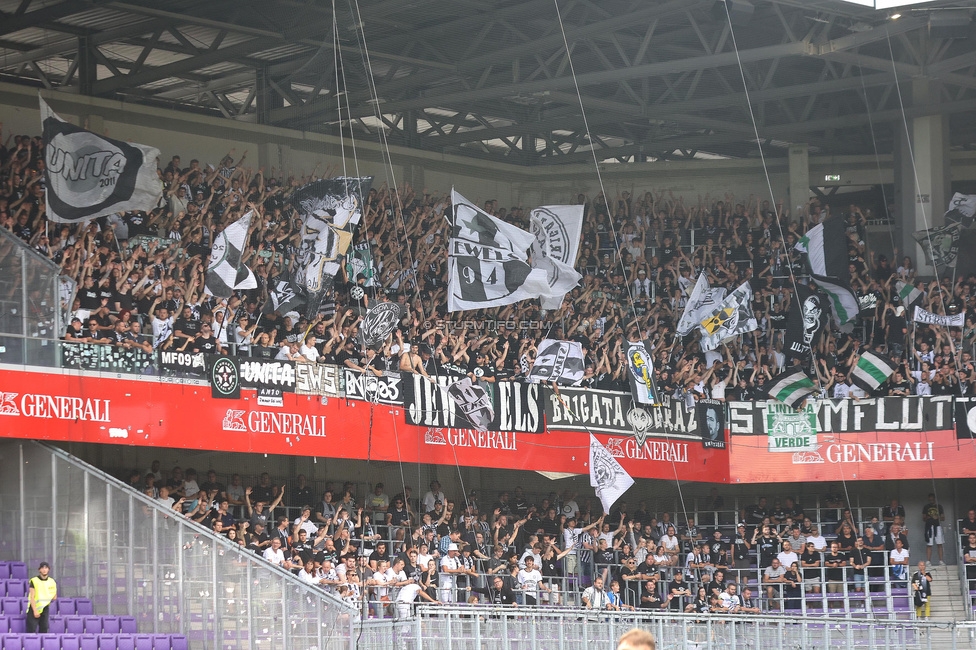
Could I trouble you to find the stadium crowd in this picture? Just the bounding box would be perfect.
[1,124,975,400]
[128,462,957,617]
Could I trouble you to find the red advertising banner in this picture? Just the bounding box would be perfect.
[0,370,728,482]
[728,430,976,483]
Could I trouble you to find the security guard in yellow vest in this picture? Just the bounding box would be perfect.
[26,561,57,633]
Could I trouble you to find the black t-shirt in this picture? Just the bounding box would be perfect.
[800,549,821,579]
[757,536,779,567]
[824,551,847,580]
[79,286,101,310]
[733,534,750,560]
[194,334,219,354]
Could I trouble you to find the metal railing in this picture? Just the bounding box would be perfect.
[0,440,358,650]
[399,605,976,650]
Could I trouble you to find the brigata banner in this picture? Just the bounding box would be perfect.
[544,386,703,442]
[402,374,544,433]
[0,369,727,482]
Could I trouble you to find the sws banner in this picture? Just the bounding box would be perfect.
[728,396,954,435]
[402,374,544,433]
[544,387,702,441]
[295,363,342,397]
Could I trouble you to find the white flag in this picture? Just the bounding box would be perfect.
[205,211,257,298]
[448,189,548,312]
[526,339,586,385]
[529,205,584,310]
[677,274,726,337]
[589,434,634,515]
[945,192,976,227]
[446,377,494,431]
[913,306,965,327]
[41,97,162,223]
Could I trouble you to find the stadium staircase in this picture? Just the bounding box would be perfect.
[926,564,968,645]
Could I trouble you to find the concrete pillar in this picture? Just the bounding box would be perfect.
[79,114,104,135]
[895,79,951,278]
[788,144,810,218]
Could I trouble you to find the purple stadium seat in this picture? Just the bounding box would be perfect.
[10,564,28,580]
[47,600,58,615]
[76,600,94,616]
[120,616,137,633]
[116,636,136,650]
[41,635,62,650]
[0,615,8,633]
[102,616,122,634]
[169,636,188,650]
[2,634,24,650]
[151,635,172,650]
[0,563,11,580]
[58,598,76,616]
[60,637,82,650]
[97,634,119,650]
[134,635,154,650]
[5,581,25,598]
[65,616,85,634]
[84,615,103,634]
[0,599,18,616]
[79,636,99,650]
[9,617,26,633]
[48,616,65,633]
[21,636,42,650]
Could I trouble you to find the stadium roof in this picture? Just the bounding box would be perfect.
[1,0,974,165]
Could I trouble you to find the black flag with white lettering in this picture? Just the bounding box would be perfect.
[263,274,305,315]
[784,284,825,359]
[956,400,976,440]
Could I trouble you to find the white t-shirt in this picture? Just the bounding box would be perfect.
[661,534,679,552]
[292,517,318,537]
[299,568,321,585]
[439,556,459,588]
[518,568,543,600]
[720,592,741,612]
[263,547,286,566]
[777,551,799,568]
[300,343,320,363]
[397,582,424,604]
[372,569,394,599]
[807,535,827,551]
[890,548,910,565]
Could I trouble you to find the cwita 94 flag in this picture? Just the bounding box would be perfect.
[527,339,586,385]
[851,350,897,394]
[205,211,257,298]
[766,367,816,409]
[41,97,162,223]
[589,434,634,516]
[448,189,549,312]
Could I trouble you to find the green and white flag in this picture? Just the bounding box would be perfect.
[896,281,923,308]
[851,350,897,394]
[766,367,816,409]
[796,219,859,327]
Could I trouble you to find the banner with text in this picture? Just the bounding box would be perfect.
[402,374,544,433]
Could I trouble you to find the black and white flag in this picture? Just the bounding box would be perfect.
[529,205,584,310]
[784,284,824,358]
[291,177,373,318]
[699,281,758,352]
[945,192,976,228]
[676,273,726,337]
[263,274,305,315]
[359,301,405,349]
[448,189,548,312]
[41,97,162,223]
[914,222,961,269]
[698,399,726,449]
[526,339,586,385]
[205,211,257,298]
[589,434,634,516]
[446,377,495,431]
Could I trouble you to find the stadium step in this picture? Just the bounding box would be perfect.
[922,564,968,627]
